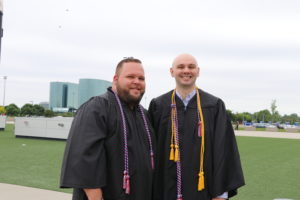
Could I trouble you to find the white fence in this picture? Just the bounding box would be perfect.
[0,116,6,130]
[14,117,73,139]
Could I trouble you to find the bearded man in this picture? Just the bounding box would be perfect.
[60,57,155,200]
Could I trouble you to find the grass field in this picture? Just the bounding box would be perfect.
[1,124,300,199]
[0,124,71,193]
[232,137,300,200]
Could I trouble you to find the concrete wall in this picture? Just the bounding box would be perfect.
[14,117,73,139]
[0,116,6,130]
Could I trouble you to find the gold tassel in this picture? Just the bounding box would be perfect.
[198,172,205,191]
[169,144,175,160]
[174,145,179,162]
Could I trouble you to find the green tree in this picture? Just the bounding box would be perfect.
[226,109,235,121]
[270,100,277,115]
[272,111,281,123]
[0,106,6,115]
[242,112,253,122]
[235,113,244,123]
[282,113,299,124]
[5,104,20,116]
[61,112,75,117]
[234,112,253,123]
[270,100,278,122]
[32,104,45,116]
[20,104,34,116]
[44,109,55,117]
[254,109,272,122]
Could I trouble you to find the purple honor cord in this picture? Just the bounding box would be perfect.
[173,105,183,200]
[113,91,154,195]
[139,105,155,170]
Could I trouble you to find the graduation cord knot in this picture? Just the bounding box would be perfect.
[123,170,130,192]
[170,88,206,198]
[177,194,183,200]
[113,91,155,194]
[198,171,204,191]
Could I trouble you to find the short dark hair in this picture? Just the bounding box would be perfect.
[115,57,142,75]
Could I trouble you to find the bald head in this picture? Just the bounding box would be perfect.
[170,53,200,91]
[172,53,198,68]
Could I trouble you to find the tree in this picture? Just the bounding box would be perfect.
[44,109,55,117]
[272,111,281,123]
[0,106,6,115]
[5,104,20,116]
[254,109,272,122]
[32,104,45,116]
[270,100,278,122]
[234,112,253,123]
[226,109,235,121]
[20,104,34,116]
[282,113,299,124]
[270,100,277,115]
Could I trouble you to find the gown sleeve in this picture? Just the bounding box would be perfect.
[60,96,108,189]
[148,98,160,136]
[211,99,245,198]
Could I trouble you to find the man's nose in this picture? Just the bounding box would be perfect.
[183,66,189,72]
[132,77,140,84]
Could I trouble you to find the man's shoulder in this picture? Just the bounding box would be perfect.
[151,90,173,106]
[198,89,222,108]
[78,91,113,111]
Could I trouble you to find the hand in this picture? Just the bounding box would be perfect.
[84,188,103,200]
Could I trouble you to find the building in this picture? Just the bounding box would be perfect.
[66,82,79,109]
[39,101,49,110]
[49,79,111,111]
[49,82,79,110]
[78,79,111,106]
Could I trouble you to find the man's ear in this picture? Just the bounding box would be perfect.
[170,67,174,77]
[113,75,118,82]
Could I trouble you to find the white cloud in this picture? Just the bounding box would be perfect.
[0,0,299,115]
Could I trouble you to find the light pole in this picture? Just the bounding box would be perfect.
[2,75,7,106]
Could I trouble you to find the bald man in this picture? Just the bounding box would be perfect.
[148,54,245,200]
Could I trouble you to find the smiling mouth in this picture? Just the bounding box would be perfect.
[181,75,192,79]
[130,88,142,94]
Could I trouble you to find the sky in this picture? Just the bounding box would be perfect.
[0,0,299,115]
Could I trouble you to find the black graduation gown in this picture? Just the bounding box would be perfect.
[60,88,155,200]
[148,89,245,200]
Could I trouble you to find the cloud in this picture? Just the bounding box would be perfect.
[1,0,299,115]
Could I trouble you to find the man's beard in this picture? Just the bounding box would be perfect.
[116,84,144,107]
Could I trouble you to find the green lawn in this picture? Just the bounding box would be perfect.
[1,124,300,199]
[0,124,71,193]
[232,136,300,200]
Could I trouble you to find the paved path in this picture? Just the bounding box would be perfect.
[0,183,72,200]
[235,130,300,139]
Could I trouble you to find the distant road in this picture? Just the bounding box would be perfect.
[235,130,300,139]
